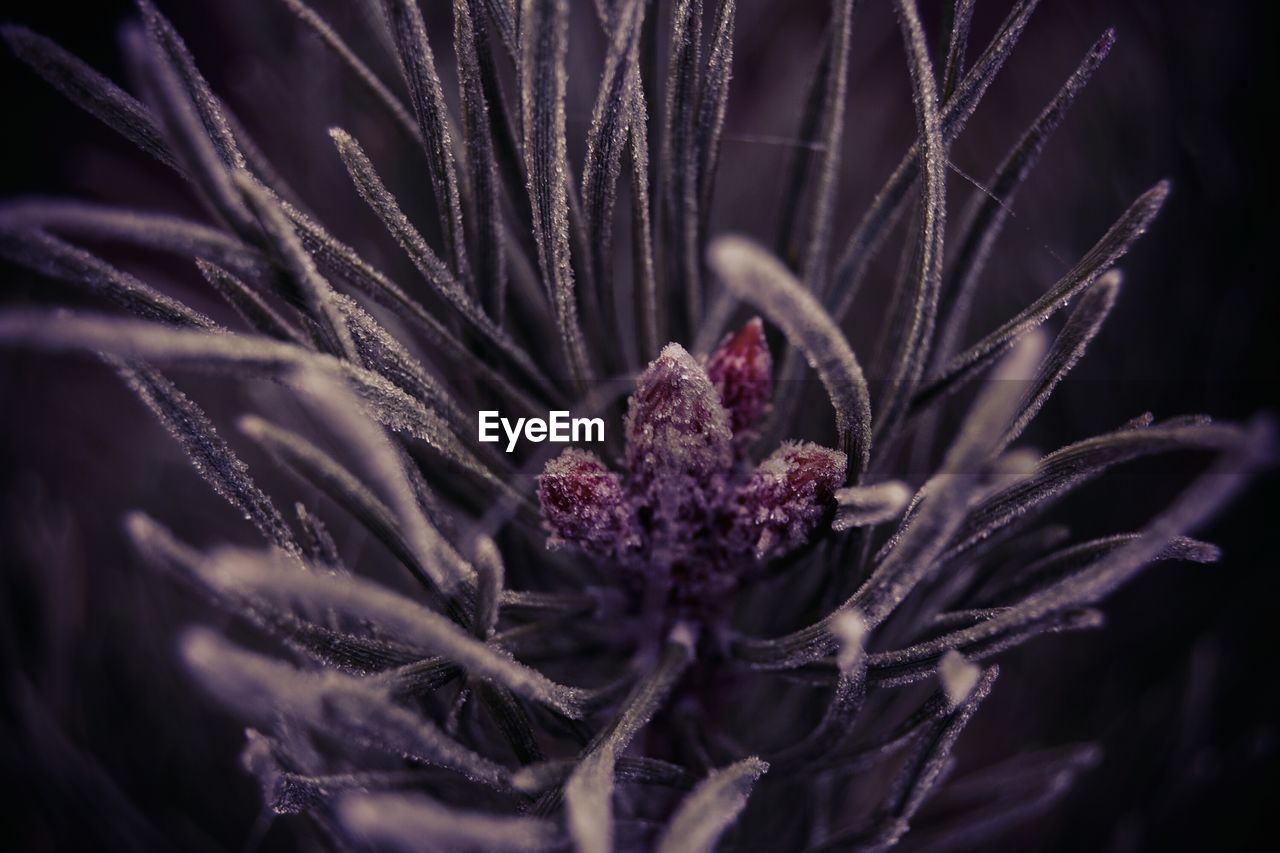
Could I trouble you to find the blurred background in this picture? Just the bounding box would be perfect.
[2,1,1276,849]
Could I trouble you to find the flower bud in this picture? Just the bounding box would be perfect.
[734,441,847,560]
[705,318,773,451]
[625,343,733,493]
[537,449,637,558]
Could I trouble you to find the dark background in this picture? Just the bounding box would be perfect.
[2,1,1276,850]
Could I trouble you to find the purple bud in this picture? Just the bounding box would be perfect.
[705,318,773,450]
[733,441,847,560]
[625,343,733,493]
[537,449,637,558]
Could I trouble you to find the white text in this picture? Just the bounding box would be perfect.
[478,410,605,452]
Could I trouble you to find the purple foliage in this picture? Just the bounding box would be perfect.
[0,1,1271,850]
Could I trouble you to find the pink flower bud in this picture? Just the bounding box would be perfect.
[734,441,847,560]
[625,343,733,493]
[705,318,773,451]
[537,449,637,558]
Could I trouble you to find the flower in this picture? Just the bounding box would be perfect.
[539,321,846,614]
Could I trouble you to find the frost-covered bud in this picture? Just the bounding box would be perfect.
[625,343,733,494]
[733,441,847,560]
[537,449,637,558]
[705,317,773,451]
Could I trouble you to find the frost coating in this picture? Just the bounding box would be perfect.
[539,321,846,613]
